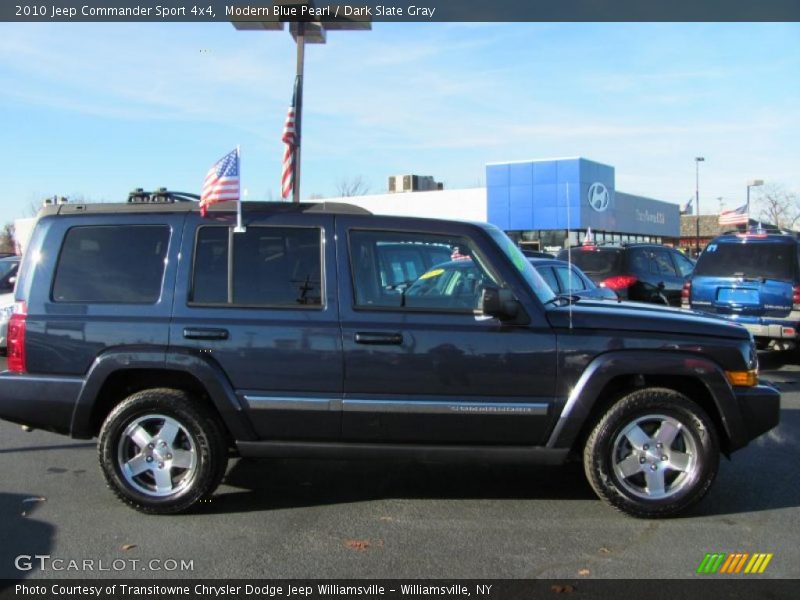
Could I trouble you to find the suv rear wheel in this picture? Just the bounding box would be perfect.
[583,388,719,518]
[98,388,228,514]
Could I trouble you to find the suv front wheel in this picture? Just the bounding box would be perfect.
[583,388,719,518]
[98,388,228,514]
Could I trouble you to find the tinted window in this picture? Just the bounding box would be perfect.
[191,226,322,307]
[695,242,796,281]
[564,249,622,277]
[191,227,229,304]
[52,226,169,303]
[349,230,498,310]
[555,266,587,292]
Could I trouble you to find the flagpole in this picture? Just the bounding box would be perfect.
[234,146,245,233]
[293,22,305,204]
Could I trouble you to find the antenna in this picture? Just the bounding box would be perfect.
[566,182,573,330]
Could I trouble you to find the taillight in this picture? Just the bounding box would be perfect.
[682,281,691,308]
[7,301,27,374]
[793,285,800,311]
[600,275,638,291]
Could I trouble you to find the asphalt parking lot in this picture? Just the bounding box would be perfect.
[0,354,798,580]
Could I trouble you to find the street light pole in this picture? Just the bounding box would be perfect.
[232,1,370,203]
[695,156,705,255]
[293,21,305,203]
[746,179,764,217]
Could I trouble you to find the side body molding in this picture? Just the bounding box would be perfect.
[70,349,256,441]
[546,350,746,451]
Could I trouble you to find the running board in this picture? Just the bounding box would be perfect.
[236,440,569,464]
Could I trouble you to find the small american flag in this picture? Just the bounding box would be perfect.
[451,246,470,261]
[200,148,240,217]
[281,77,299,200]
[718,203,749,226]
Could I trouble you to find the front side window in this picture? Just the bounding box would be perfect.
[349,230,498,311]
[52,225,169,303]
[191,226,322,307]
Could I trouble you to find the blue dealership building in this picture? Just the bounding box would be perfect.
[345,157,681,253]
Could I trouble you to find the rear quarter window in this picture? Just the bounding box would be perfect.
[566,250,622,277]
[52,225,170,303]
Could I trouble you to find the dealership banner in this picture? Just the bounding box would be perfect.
[2,0,800,22]
[1,580,798,600]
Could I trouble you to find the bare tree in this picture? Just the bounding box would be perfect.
[0,223,15,254]
[756,184,800,231]
[336,176,370,197]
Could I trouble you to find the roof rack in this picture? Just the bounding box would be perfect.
[128,188,199,203]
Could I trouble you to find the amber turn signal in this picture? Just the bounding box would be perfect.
[725,370,758,387]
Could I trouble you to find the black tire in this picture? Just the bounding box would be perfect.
[583,387,719,518]
[98,388,228,514]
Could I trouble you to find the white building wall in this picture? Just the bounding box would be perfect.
[334,188,487,222]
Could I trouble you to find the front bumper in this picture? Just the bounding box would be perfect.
[0,372,83,435]
[732,383,780,447]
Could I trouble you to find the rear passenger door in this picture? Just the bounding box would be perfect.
[336,216,558,446]
[171,212,342,440]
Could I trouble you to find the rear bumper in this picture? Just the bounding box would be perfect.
[0,372,83,435]
[731,383,780,449]
[741,321,798,341]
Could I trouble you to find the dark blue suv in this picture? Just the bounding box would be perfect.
[685,231,800,350]
[0,199,780,518]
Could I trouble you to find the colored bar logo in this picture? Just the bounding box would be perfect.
[697,553,773,574]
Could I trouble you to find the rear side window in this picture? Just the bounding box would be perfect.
[52,225,169,303]
[695,242,797,281]
[191,226,322,307]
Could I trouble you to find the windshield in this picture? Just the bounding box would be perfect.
[695,242,796,281]
[485,226,556,304]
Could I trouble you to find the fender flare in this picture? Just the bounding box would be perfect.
[70,348,257,441]
[545,350,746,451]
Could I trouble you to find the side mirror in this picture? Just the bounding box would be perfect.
[480,286,519,321]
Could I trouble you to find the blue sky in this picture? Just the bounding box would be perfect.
[0,22,798,222]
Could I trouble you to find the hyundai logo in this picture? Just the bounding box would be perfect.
[588,182,610,212]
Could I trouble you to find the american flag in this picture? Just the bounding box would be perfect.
[200,148,240,217]
[450,246,471,261]
[718,203,749,226]
[281,77,299,200]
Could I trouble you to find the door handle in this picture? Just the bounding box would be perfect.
[183,327,229,341]
[354,332,403,345]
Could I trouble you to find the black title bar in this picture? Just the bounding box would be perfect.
[2,0,800,23]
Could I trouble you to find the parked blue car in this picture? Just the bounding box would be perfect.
[685,231,800,350]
